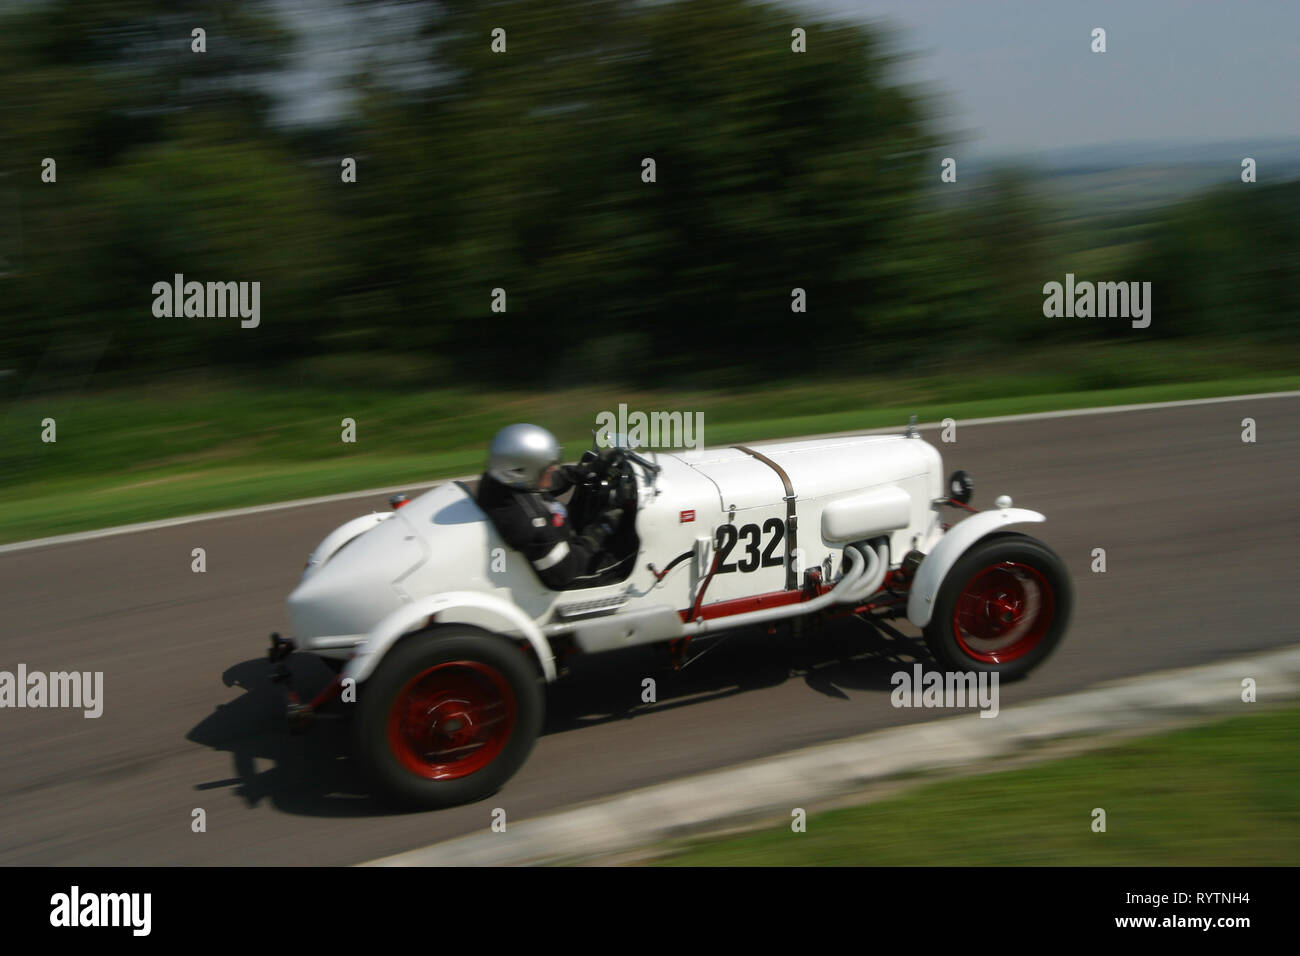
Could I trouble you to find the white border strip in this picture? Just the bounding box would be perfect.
[0,481,442,555]
[3,388,1296,555]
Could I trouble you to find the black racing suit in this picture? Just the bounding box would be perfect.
[477,464,622,590]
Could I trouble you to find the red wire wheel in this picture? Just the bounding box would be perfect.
[923,534,1072,680]
[951,560,1055,664]
[386,660,517,780]
[356,628,543,807]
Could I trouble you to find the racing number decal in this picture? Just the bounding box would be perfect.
[737,523,761,572]
[715,525,739,572]
[760,517,785,568]
[715,520,786,574]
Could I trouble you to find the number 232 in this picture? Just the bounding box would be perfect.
[714,519,785,573]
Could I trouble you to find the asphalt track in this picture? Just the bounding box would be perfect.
[1,396,1296,865]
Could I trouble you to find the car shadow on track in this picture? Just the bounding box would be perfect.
[185,617,931,817]
[543,616,929,733]
[186,654,400,818]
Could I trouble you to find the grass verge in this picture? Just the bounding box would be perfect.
[653,706,1300,865]
[3,339,1298,543]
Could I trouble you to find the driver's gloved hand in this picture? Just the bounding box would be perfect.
[582,446,620,479]
[599,507,624,536]
[545,463,586,495]
[557,463,588,485]
[577,449,602,471]
[581,507,624,549]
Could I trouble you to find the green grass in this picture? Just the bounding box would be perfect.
[2,339,1298,542]
[654,706,1300,866]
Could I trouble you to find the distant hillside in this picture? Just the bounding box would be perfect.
[953,138,1300,217]
[1009,138,1300,173]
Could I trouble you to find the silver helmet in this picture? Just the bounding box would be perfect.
[486,423,562,490]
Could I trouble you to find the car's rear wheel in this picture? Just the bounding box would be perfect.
[353,627,543,808]
[923,534,1072,680]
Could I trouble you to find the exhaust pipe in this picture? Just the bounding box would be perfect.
[682,542,881,637]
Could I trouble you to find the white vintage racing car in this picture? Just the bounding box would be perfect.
[268,424,1072,807]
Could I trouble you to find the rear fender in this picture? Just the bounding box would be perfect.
[906,508,1046,627]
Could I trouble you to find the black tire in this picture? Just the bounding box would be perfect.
[923,533,1072,681]
[353,627,544,808]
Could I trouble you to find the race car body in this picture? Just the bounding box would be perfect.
[271,426,1072,808]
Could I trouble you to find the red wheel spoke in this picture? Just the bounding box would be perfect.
[951,561,1054,664]
[386,660,518,780]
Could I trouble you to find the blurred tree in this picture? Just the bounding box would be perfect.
[0,0,300,381]
[341,0,937,383]
[1130,181,1300,342]
[0,0,291,168]
[959,167,1059,345]
[4,0,1292,394]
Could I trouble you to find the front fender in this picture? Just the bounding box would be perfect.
[343,591,557,684]
[906,508,1046,627]
[302,512,394,579]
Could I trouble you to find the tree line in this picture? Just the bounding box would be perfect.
[1,0,1294,394]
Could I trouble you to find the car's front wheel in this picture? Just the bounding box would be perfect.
[923,533,1072,680]
[353,627,543,808]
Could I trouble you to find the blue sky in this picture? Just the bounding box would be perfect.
[798,0,1300,155]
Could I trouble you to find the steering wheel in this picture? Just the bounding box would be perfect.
[571,448,638,526]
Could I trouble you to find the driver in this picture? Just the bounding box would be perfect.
[477,423,625,589]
